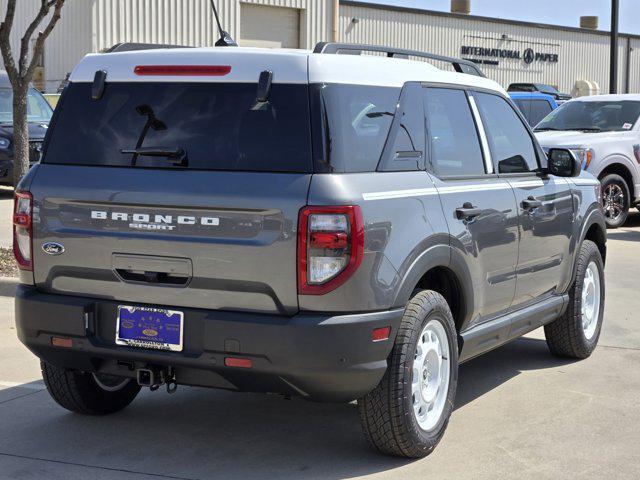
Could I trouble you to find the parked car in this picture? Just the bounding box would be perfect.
[535,94,640,227]
[14,42,606,459]
[508,82,572,102]
[509,92,558,126]
[0,71,53,187]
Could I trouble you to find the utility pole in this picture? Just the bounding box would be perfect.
[610,0,619,94]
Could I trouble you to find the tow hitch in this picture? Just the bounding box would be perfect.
[136,366,178,394]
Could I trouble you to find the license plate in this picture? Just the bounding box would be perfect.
[116,306,184,352]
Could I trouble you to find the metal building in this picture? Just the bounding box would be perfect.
[1,0,638,95]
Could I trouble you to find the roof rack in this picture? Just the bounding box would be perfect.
[105,42,191,53]
[313,42,485,78]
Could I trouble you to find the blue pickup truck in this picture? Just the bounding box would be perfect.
[509,92,558,127]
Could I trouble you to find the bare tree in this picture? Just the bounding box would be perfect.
[0,0,66,186]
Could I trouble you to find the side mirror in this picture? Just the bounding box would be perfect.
[547,148,581,177]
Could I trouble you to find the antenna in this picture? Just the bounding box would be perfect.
[209,0,238,47]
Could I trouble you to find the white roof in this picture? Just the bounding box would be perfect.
[70,46,505,93]
[569,94,640,102]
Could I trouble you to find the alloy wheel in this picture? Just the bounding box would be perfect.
[603,183,625,222]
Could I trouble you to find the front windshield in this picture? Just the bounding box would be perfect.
[0,87,53,123]
[535,100,640,132]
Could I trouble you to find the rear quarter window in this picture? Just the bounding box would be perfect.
[312,84,401,173]
[43,82,313,173]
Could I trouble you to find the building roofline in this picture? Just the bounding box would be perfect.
[340,1,640,41]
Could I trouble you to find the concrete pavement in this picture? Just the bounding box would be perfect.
[0,217,639,479]
[0,187,12,249]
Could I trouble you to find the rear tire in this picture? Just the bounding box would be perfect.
[41,362,141,415]
[544,240,605,359]
[600,174,629,228]
[358,290,458,458]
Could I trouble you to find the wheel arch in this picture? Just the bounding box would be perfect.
[598,158,636,200]
[570,208,607,287]
[584,220,607,265]
[393,244,474,333]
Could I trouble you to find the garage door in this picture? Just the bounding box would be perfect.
[240,4,300,49]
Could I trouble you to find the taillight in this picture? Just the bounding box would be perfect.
[13,191,33,271]
[298,206,364,295]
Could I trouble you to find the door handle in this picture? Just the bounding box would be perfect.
[522,196,543,210]
[456,202,482,220]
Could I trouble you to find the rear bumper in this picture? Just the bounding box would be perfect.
[15,285,404,402]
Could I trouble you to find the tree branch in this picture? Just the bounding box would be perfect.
[19,0,52,75]
[0,0,19,86]
[24,0,65,82]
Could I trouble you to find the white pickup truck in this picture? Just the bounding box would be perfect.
[535,94,640,228]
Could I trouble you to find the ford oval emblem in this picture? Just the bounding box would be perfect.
[42,242,65,255]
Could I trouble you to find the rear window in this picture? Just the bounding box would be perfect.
[43,82,313,172]
[508,84,535,92]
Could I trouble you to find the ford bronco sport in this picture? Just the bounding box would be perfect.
[14,42,607,458]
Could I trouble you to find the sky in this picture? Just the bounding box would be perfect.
[358,0,640,35]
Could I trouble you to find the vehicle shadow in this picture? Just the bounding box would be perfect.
[0,278,18,297]
[455,336,576,410]
[0,336,574,480]
[0,186,13,198]
[607,212,640,242]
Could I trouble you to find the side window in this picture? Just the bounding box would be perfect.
[424,88,485,177]
[474,92,539,174]
[379,82,425,172]
[528,100,553,126]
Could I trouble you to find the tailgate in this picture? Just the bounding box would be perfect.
[31,165,309,314]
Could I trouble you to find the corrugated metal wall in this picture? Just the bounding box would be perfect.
[0,0,92,91]
[629,38,640,94]
[340,3,639,94]
[92,0,333,52]
[0,1,637,94]
[0,0,335,91]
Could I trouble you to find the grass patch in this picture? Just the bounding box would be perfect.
[0,247,18,277]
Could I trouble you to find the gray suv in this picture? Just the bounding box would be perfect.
[14,43,607,458]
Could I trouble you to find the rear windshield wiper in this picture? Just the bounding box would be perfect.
[121,147,188,167]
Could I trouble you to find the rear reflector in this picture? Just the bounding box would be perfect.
[224,357,253,369]
[51,337,73,348]
[134,65,232,76]
[309,232,348,249]
[372,327,391,342]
